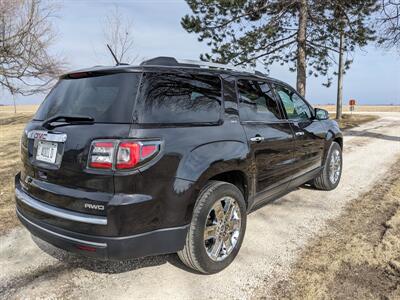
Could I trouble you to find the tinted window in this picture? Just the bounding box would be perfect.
[136,73,221,124]
[275,85,312,120]
[34,73,140,123]
[237,80,282,122]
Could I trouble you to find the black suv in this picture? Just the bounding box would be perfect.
[15,57,342,274]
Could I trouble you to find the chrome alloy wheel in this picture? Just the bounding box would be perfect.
[329,149,341,184]
[204,196,241,262]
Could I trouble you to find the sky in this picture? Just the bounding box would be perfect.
[1,0,400,106]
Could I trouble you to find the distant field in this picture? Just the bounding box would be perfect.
[0,104,39,115]
[0,105,39,126]
[317,105,400,112]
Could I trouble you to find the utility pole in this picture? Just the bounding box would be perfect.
[336,31,344,120]
[11,89,16,114]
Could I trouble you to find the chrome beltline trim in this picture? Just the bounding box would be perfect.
[16,209,107,248]
[15,188,107,225]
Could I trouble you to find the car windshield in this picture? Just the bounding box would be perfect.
[34,73,141,123]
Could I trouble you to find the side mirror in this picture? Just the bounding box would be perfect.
[314,108,329,120]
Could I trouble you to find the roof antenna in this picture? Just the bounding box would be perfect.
[107,44,120,65]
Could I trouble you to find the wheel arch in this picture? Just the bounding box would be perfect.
[177,140,252,220]
[208,170,250,207]
[323,130,343,164]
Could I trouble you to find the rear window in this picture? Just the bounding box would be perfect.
[34,73,141,123]
[136,72,222,124]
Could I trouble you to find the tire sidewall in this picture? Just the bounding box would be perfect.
[191,182,247,274]
[323,142,342,190]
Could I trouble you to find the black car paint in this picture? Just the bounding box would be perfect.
[15,64,342,259]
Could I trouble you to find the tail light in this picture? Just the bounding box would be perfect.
[89,142,115,169]
[88,140,161,170]
[116,142,140,169]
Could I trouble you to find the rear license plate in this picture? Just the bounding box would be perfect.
[36,141,58,163]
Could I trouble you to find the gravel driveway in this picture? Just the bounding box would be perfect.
[1,112,399,300]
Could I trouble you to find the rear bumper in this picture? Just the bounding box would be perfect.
[17,207,188,259]
[15,177,189,260]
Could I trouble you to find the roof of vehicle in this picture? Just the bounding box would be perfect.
[61,56,286,85]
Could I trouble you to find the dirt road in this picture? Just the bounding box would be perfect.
[1,113,399,299]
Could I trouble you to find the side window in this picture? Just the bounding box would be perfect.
[237,80,282,122]
[137,73,222,124]
[275,85,312,120]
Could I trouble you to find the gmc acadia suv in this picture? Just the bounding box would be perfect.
[15,57,343,274]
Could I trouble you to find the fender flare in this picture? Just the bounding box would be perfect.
[175,140,252,207]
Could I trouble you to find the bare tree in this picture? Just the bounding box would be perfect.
[103,5,137,64]
[0,0,64,112]
[378,0,400,49]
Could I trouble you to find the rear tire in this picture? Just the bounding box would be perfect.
[313,141,342,190]
[178,181,247,274]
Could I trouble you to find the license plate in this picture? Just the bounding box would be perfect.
[36,141,58,164]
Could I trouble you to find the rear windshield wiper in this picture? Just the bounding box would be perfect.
[42,114,94,129]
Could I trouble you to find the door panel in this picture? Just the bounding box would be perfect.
[290,120,326,177]
[237,79,295,200]
[274,84,326,179]
[242,122,294,193]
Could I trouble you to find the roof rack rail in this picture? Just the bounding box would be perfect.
[176,59,256,74]
[140,56,256,74]
[255,70,265,76]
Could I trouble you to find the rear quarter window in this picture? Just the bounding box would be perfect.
[136,72,222,124]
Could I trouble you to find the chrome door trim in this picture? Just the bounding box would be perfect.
[250,136,265,142]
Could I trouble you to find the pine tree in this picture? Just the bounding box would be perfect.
[378,0,400,50]
[181,0,378,98]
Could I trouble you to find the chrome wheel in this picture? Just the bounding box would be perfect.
[329,149,341,184]
[204,196,241,262]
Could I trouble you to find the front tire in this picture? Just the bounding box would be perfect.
[313,141,342,190]
[178,181,247,274]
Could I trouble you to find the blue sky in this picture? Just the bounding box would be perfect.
[1,0,399,106]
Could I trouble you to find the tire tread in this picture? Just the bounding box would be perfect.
[177,181,226,273]
[313,141,341,190]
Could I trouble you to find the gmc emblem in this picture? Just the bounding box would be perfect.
[33,132,47,139]
[27,130,67,142]
[84,203,105,211]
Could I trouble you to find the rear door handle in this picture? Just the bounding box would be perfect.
[295,131,305,136]
[250,136,265,143]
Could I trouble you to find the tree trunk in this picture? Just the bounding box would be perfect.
[12,92,16,114]
[296,0,307,97]
[336,31,344,120]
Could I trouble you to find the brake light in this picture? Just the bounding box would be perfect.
[88,140,160,170]
[141,144,157,158]
[68,72,90,79]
